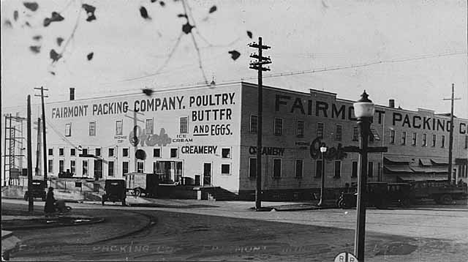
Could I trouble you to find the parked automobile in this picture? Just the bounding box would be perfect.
[101,179,126,206]
[24,180,47,201]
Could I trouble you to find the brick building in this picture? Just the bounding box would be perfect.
[2,82,468,199]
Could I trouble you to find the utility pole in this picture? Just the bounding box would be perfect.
[249,37,271,210]
[34,87,48,185]
[27,95,34,213]
[35,117,42,176]
[443,83,461,183]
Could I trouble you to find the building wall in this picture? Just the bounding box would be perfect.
[238,82,468,197]
[40,84,243,193]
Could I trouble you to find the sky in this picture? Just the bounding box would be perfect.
[2,0,468,118]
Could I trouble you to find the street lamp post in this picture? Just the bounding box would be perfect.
[318,144,327,207]
[353,91,375,262]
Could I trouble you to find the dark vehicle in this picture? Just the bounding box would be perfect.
[336,182,412,209]
[124,172,159,197]
[102,179,126,206]
[24,180,47,201]
[410,180,467,204]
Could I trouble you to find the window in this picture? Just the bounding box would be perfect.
[109,148,114,157]
[465,136,468,149]
[368,162,374,177]
[65,123,71,137]
[432,134,437,147]
[116,120,123,135]
[441,135,445,148]
[146,119,154,134]
[59,160,65,173]
[89,121,96,136]
[249,158,257,178]
[317,123,324,138]
[108,161,114,176]
[48,160,54,173]
[221,164,230,175]
[422,134,427,147]
[123,148,129,157]
[82,148,88,155]
[221,148,231,159]
[273,159,282,179]
[95,148,101,157]
[170,148,178,158]
[352,126,359,141]
[59,148,64,156]
[401,131,407,145]
[70,160,75,174]
[122,162,129,176]
[296,121,304,138]
[274,118,283,136]
[352,161,358,178]
[335,125,342,141]
[153,148,161,158]
[71,148,76,156]
[48,148,54,156]
[295,160,303,178]
[412,133,417,146]
[390,130,395,144]
[334,161,341,178]
[315,160,323,178]
[137,162,144,173]
[250,115,258,133]
[82,160,88,176]
[180,117,188,134]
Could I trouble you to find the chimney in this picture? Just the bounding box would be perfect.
[389,99,395,108]
[70,88,75,101]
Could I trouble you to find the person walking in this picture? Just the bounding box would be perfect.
[44,187,56,216]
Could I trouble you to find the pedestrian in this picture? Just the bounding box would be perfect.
[44,187,56,216]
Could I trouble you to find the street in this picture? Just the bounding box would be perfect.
[3,198,468,261]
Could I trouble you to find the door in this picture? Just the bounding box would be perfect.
[94,160,102,180]
[203,163,211,186]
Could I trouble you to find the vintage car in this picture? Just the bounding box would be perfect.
[101,179,127,206]
[24,180,47,201]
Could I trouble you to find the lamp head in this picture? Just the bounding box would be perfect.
[353,90,375,118]
[320,146,327,153]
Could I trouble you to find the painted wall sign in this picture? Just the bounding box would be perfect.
[50,92,236,118]
[181,146,218,154]
[172,134,193,143]
[249,146,285,156]
[309,137,347,160]
[129,126,172,147]
[275,94,468,135]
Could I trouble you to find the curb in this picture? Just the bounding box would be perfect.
[1,216,105,230]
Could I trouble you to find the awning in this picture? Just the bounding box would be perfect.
[431,159,448,165]
[419,159,432,166]
[410,166,447,173]
[384,156,412,164]
[384,165,413,173]
[397,174,447,182]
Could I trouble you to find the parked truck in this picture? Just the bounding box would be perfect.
[124,172,159,197]
[409,180,467,204]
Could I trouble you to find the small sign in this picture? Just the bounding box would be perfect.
[334,252,358,262]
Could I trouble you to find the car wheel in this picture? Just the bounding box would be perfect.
[440,194,453,205]
[134,189,142,197]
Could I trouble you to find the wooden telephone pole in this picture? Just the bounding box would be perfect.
[443,83,461,183]
[34,87,48,184]
[249,37,271,210]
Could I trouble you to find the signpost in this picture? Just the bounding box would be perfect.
[334,252,358,262]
